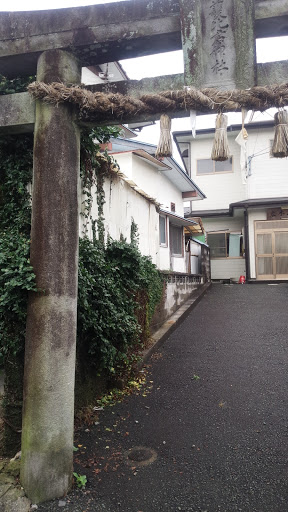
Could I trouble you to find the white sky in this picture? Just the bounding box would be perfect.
[0,0,126,9]
[1,0,288,154]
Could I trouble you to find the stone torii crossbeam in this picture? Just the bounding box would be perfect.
[0,0,288,503]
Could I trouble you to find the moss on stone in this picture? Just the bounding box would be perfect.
[6,458,21,478]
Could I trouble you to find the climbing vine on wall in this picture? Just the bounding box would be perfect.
[0,134,36,366]
[0,132,36,454]
[78,133,164,377]
[77,234,163,375]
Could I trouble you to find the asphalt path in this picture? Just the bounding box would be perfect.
[40,283,288,512]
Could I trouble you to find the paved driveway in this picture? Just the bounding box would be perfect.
[40,283,288,512]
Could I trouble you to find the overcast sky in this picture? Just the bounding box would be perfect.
[1,0,288,152]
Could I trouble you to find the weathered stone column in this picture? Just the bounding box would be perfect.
[20,49,81,503]
[179,0,256,89]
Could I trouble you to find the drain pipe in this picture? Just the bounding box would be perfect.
[244,208,250,281]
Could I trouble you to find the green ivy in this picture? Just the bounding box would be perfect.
[0,132,36,454]
[77,234,163,375]
[80,126,120,241]
[0,135,36,365]
[77,237,140,373]
[0,74,35,95]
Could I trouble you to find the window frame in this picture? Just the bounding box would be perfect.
[159,215,168,247]
[196,157,233,176]
[169,223,184,257]
[207,231,244,259]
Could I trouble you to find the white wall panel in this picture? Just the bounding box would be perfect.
[211,259,246,280]
[190,134,246,211]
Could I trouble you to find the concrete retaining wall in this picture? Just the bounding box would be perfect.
[150,274,203,334]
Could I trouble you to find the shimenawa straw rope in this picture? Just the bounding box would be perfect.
[156,114,173,158]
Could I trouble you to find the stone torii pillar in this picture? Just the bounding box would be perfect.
[20,49,81,503]
[179,0,256,89]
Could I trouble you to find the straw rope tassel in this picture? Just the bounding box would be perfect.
[211,113,230,162]
[156,114,173,158]
[272,110,288,158]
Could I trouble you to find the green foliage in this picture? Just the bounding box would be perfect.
[0,232,37,363]
[80,126,120,241]
[0,75,35,95]
[130,218,139,247]
[0,135,36,365]
[77,237,139,374]
[77,233,163,376]
[0,135,33,232]
[73,472,87,489]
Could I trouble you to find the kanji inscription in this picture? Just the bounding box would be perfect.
[203,0,235,88]
[210,0,229,75]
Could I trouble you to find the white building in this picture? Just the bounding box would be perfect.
[82,61,128,85]
[83,136,206,274]
[174,121,288,281]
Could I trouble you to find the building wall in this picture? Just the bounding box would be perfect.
[157,171,185,216]
[170,253,186,273]
[82,174,159,265]
[203,216,244,233]
[190,133,246,211]
[110,152,187,273]
[246,128,288,199]
[190,126,288,214]
[158,245,170,271]
[82,168,188,273]
[210,258,246,281]
[186,125,288,280]
[113,153,184,216]
[202,216,245,280]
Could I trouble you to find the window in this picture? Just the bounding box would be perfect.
[207,232,243,258]
[159,216,167,246]
[208,232,227,258]
[170,202,176,212]
[169,224,183,256]
[197,157,233,175]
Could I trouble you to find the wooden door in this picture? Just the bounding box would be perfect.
[256,232,274,279]
[255,220,288,280]
[274,231,288,279]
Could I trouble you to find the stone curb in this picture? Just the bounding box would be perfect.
[141,282,212,365]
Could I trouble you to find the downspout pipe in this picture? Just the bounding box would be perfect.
[244,208,250,281]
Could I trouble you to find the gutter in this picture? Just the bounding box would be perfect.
[244,208,250,281]
[229,198,288,215]
[160,209,197,227]
[185,209,230,218]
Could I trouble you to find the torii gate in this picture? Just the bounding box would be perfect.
[1,0,288,503]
